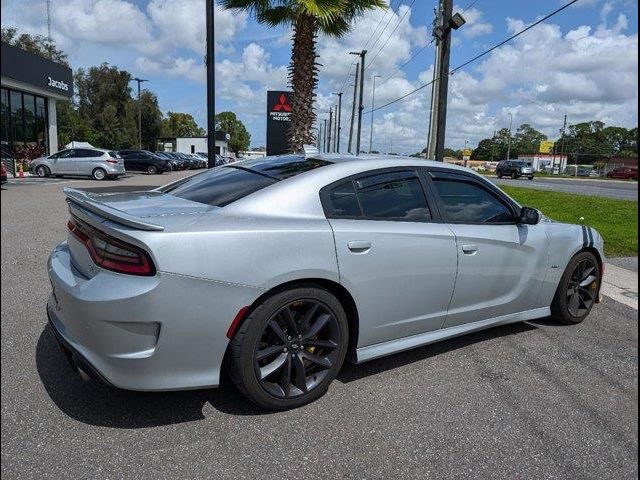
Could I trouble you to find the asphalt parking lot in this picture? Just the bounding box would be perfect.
[1,173,638,479]
[490,176,638,201]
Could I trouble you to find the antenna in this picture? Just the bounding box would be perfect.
[46,0,53,57]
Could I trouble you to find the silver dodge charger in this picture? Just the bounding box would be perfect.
[47,152,605,410]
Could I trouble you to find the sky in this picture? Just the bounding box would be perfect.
[1,0,637,153]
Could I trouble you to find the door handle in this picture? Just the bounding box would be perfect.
[348,241,371,253]
[462,244,478,255]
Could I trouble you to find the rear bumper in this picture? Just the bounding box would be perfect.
[47,242,262,391]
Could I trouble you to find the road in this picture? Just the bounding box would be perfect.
[490,176,638,201]
[1,173,638,479]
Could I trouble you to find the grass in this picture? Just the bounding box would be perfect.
[501,186,638,258]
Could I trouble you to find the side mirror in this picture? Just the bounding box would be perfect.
[519,207,540,225]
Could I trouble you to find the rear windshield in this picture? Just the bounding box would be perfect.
[168,156,333,207]
[108,151,121,158]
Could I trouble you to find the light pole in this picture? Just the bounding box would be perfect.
[332,92,342,153]
[132,77,148,149]
[349,50,367,155]
[506,112,513,160]
[206,0,215,168]
[369,75,381,153]
[464,139,468,167]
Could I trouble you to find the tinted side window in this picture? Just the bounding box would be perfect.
[432,177,514,224]
[324,181,360,218]
[358,175,431,222]
[323,171,432,222]
[76,149,100,158]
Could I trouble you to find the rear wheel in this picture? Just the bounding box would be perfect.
[551,251,600,324]
[147,165,158,175]
[92,168,107,181]
[36,165,50,178]
[497,172,503,179]
[227,287,348,410]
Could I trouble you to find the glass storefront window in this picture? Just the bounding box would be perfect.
[23,93,37,144]
[10,90,23,146]
[1,88,8,146]
[1,87,49,157]
[36,96,47,153]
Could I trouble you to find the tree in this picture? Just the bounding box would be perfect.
[1,26,69,65]
[215,111,251,153]
[56,99,98,147]
[74,64,138,149]
[513,124,546,155]
[139,91,164,150]
[162,112,205,138]
[221,0,386,152]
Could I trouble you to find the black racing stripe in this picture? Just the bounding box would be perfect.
[581,226,588,248]
[587,227,594,247]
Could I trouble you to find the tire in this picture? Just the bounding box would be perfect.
[528,176,534,180]
[512,173,519,179]
[497,173,502,179]
[92,168,107,181]
[551,251,601,325]
[35,165,50,178]
[227,287,349,410]
[147,165,158,175]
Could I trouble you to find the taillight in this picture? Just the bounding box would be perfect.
[105,158,118,164]
[67,217,156,276]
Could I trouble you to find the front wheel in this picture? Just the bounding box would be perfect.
[551,251,601,324]
[227,287,349,410]
[147,165,158,175]
[497,173,502,179]
[35,165,50,178]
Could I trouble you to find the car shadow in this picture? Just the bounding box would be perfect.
[337,322,538,383]
[37,321,541,428]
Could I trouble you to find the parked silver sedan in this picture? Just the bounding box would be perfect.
[47,153,605,409]
[31,148,126,180]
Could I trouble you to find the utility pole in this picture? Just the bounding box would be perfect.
[506,112,513,160]
[369,75,381,153]
[206,0,215,168]
[132,77,148,149]
[350,50,367,155]
[428,0,465,161]
[426,10,441,160]
[348,65,359,154]
[490,130,496,162]
[327,107,333,154]
[463,139,468,167]
[332,92,343,153]
[317,124,322,150]
[323,119,328,152]
[46,0,53,58]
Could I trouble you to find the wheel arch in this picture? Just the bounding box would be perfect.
[227,278,360,362]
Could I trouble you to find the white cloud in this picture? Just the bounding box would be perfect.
[459,8,493,38]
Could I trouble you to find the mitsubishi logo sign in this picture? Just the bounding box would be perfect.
[272,94,292,112]
[267,90,294,155]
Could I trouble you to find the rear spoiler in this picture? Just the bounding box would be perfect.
[63,187,165,232]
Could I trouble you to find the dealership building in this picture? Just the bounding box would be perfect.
[1,42,73,159]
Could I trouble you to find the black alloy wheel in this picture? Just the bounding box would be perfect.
[566,258,598,317]
[227,287,348,410]
[551,251,600,324]
[254,299,341,398]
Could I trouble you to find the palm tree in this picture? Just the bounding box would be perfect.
[221,0,386,152]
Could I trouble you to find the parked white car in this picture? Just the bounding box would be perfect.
[30,148,126,180]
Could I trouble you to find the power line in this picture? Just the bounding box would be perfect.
[461,0,480,11]
[378,38,435,87]
[365,0,581,115]
[367,0,417,69]
[366,1,401,59]
[362,0,397,50]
